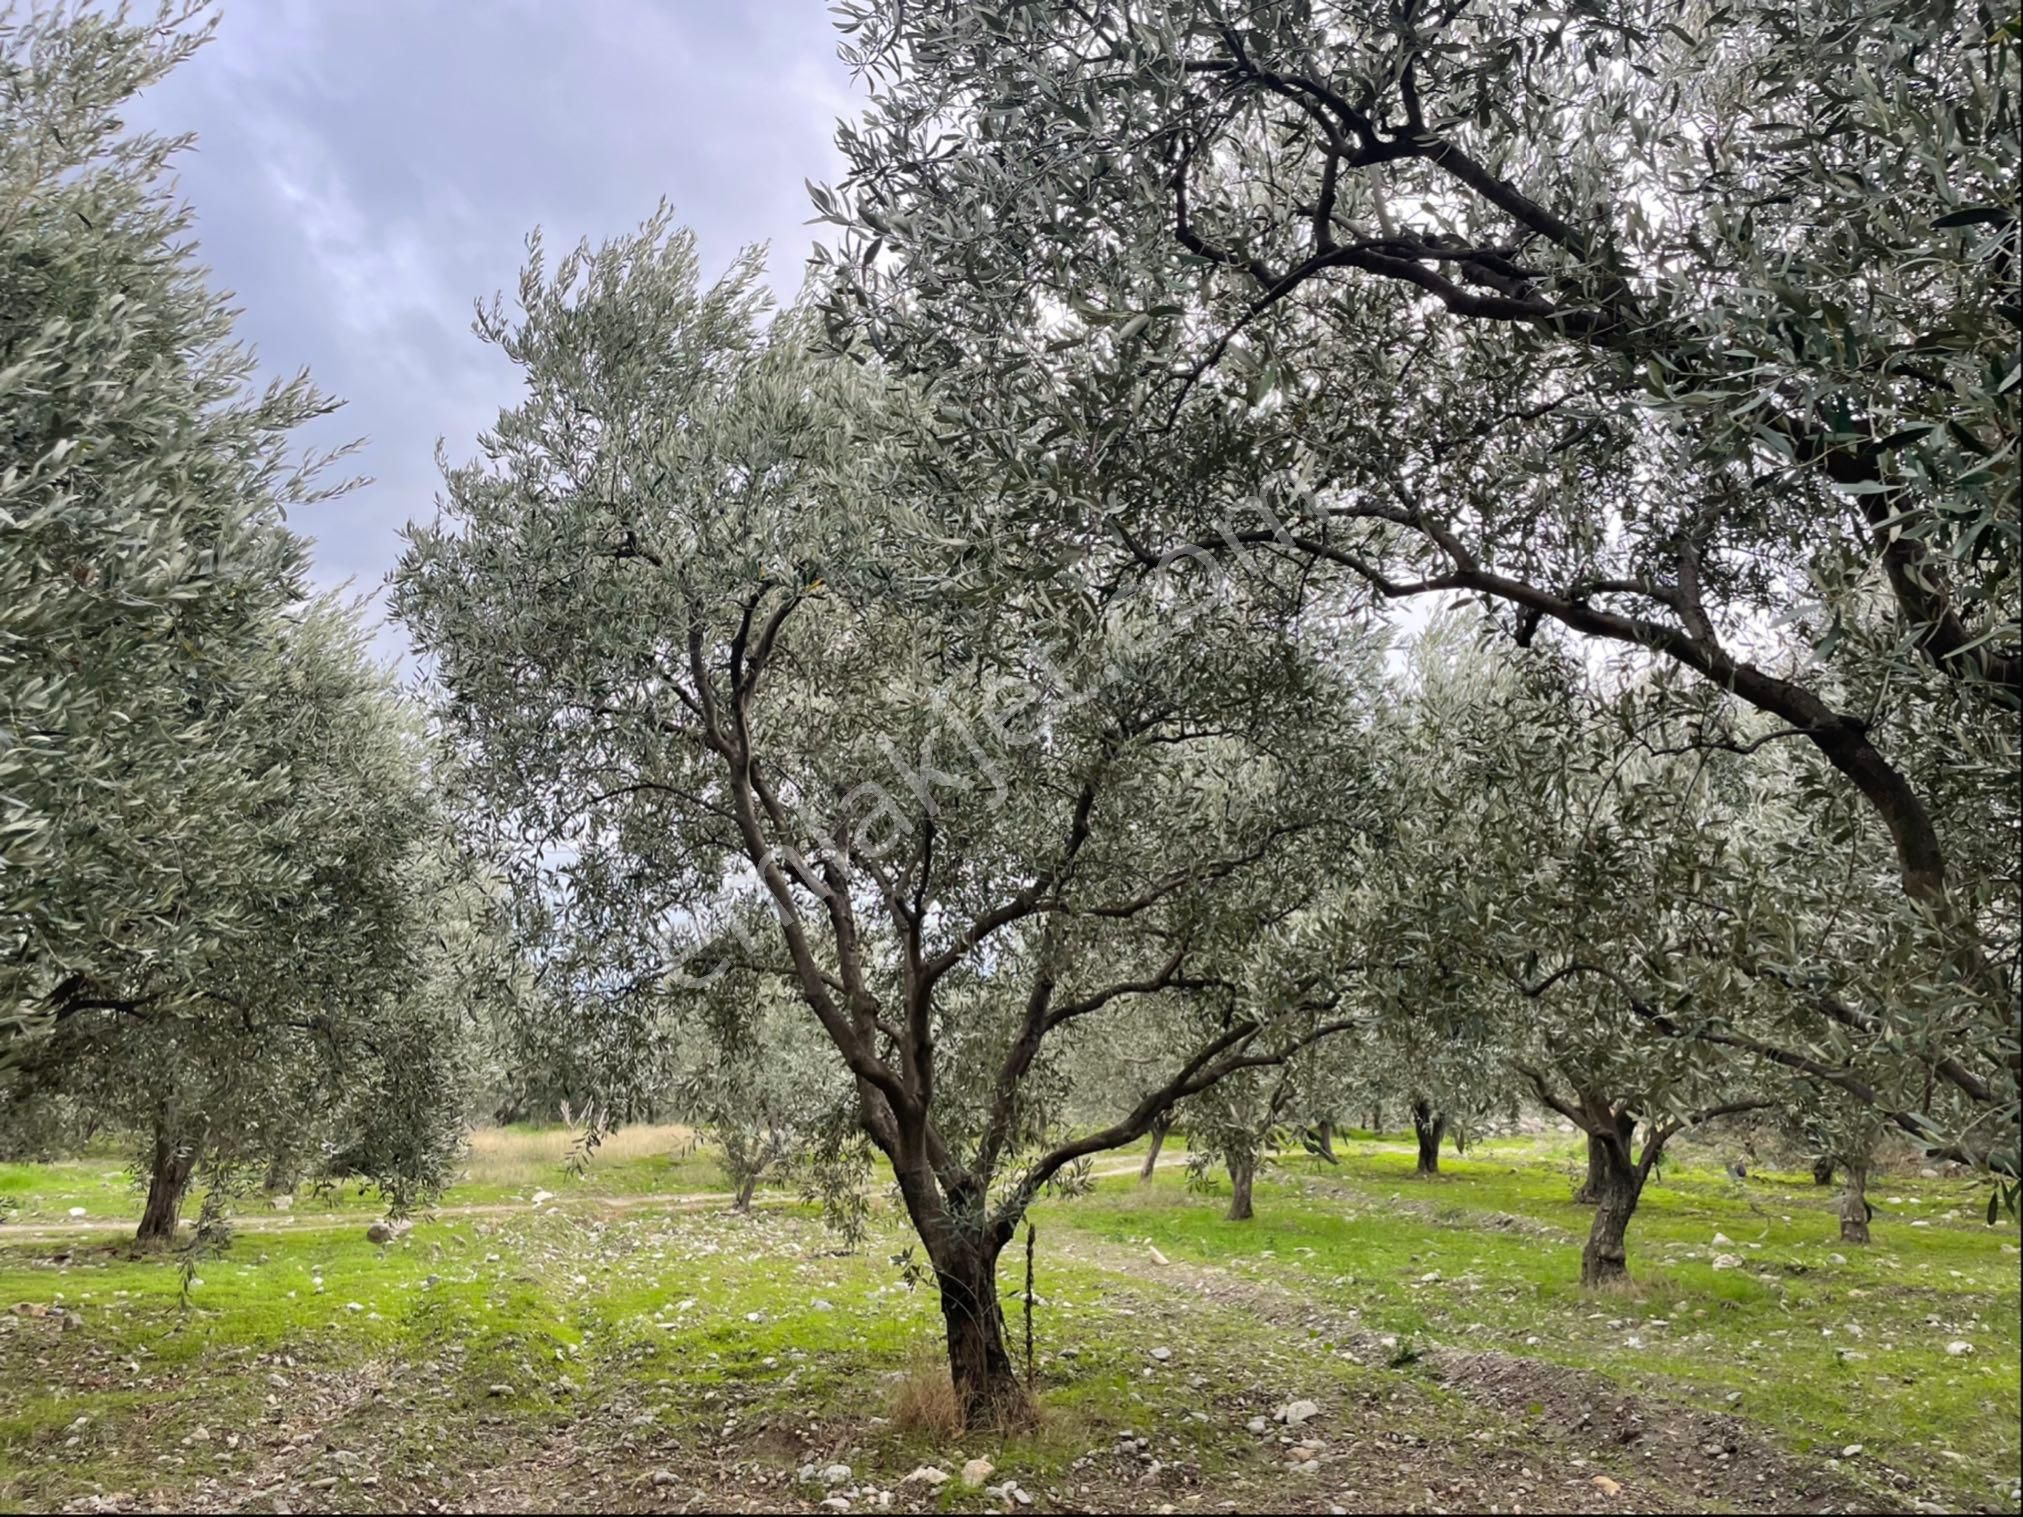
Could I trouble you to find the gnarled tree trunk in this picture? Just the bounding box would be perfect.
[1139,1114,1170,1182]
[1575,1133,1608,1203]
[1581,1122,1647,1287]
[932,1229,1019,1424]
[1411,1100,1447,1176]
[136,1128,198,1249]
[1226,1152,1255,1221]
[1837,1162,1871,1244]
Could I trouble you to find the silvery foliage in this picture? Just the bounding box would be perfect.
[393,208,1381,1259]
[812,0,2018,1160]
[0,606,484,1214]
[1357,615,2008,1167]
[1,2,366,1038]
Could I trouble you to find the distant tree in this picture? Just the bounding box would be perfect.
[672,982,853,1212]
[393,215,1376,1421]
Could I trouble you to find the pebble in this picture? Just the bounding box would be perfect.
[961,1457,994,1488]
[1278,1399,1320,1425]
[1945,1340,1974,1356]
[1150,1347,1172,1362]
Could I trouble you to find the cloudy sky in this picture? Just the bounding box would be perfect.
[133,1,858,654]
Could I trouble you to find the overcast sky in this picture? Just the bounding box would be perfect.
[133,1,857,654]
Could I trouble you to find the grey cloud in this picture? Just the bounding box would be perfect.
[130,0,854,655]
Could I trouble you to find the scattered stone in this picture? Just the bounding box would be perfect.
[1841,1444,1863,1457]
[60,1310,82,1332]
[1592,1474,1623,1496]
[1278,1399,1321,1426]
[961,1458,994,1488]
[1711,1253,1744,1271]
[67,1206,86,1218]
[1148,1246,1170,1267]
[1945,1340,1974,1356]
[1150,1347,1172,1362]
[1246,1417,1268,1434]
[1919,1167,1940,1179]
[487,1384,512,1397]
[820,1500,851,1513]
[901,1467,949,1488]
[811,1298,835,1312]
[822,1464,853,1486]
[1711,1232,1733,1246]
[530,1190,554,1206]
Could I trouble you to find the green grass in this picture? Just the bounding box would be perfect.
[1040,1135,2021,1508]
[0,1129,2016,1512]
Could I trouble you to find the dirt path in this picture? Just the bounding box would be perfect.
[1052,1229,1913,1514]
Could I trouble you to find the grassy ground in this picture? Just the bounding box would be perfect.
[0,1129,2015,1514]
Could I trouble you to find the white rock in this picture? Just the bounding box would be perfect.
[820,1499,851,1513]
[1945,1339,1974,1356]
[822,1464,853,1486]
[1712,1232,1733,1246]
[650,1471,677,1487]
[487,1383,512,1396]
[531,1190,554,1206]
[1279,1399,1321,1426]
[961,1458,994,1488]
[1148,1246,1170,1267]
[1246,1417,1268,1434]
[901,1467,949,1487]
[1711,1253,1744,1271]
[811,1299,835,1312]
[344,1301,364,1313]
[67,1207,86,1218]
[1150,1347,1172,1362]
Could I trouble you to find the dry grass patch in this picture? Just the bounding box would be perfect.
[462,1122,697,1189]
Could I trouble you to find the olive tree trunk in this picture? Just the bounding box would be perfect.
[1838,1162,1872,1244]
[136,1129,198,1248]
[1575,1133,1608,1203]
[1411,1100,1447,1176]
[1225,1152,1255,1221]
[932,1229,1019,1423]
[1139,1114,1170,1182]
[1581,1127,1649,1287]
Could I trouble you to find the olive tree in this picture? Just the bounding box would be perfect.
[2,3,359,1044]
[0,606,472,1244]
[394,215,1378,1420]
[813,0,2019,1157]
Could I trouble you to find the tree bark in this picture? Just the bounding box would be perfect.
[732,1171,758,1212]
[1812,1156,1836,1186]
[1367,1103,1383,1134]
[1139,1114,1170,1182]
[1226,1152,1255,1221]
[136,1129,198,1249]
[1411,1100,1446,1176]
[933,1232,1021,1425]
[1581,1128,1646,1287]
[1838,1162,1871,1245]
[1575,1133,1608,1204]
